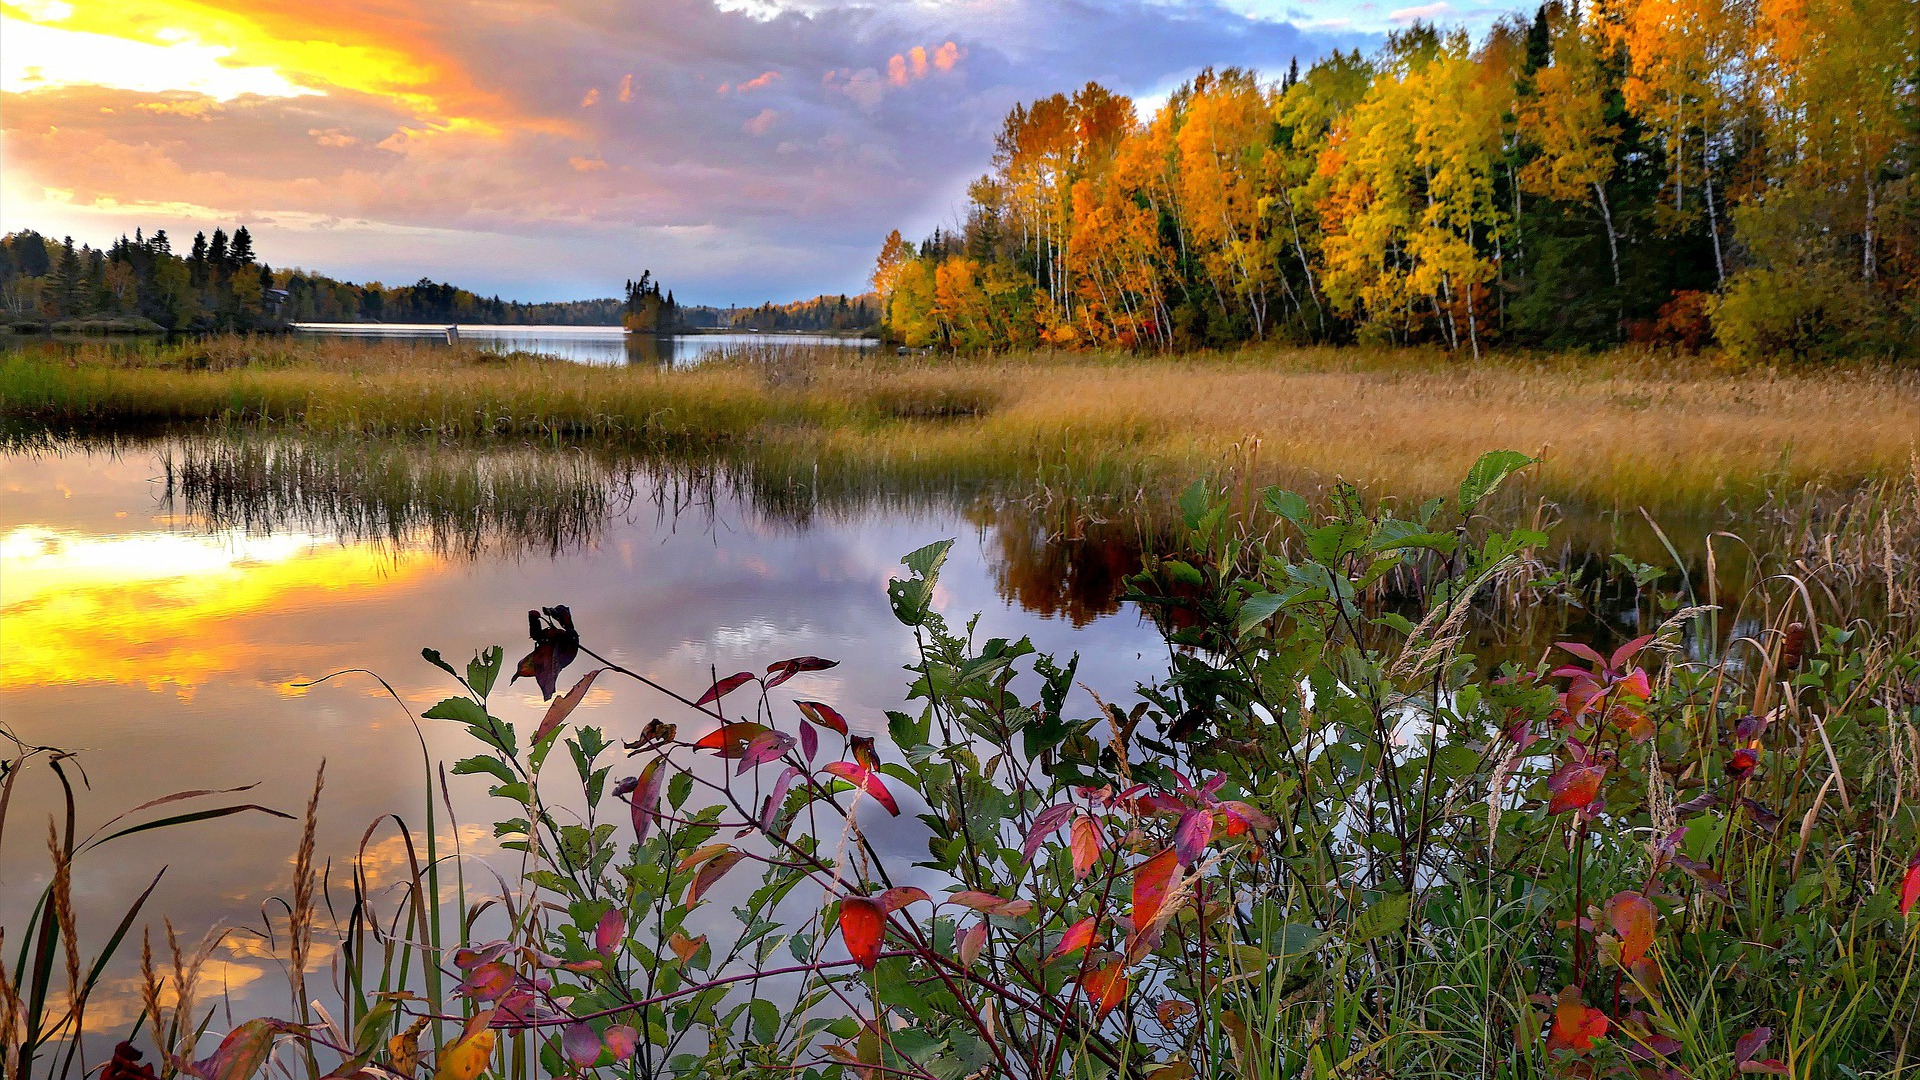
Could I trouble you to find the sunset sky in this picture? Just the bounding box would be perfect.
[0,0,1524,304]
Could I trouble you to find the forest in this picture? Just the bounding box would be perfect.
[874,0,1918,361]
[0,229,692,331]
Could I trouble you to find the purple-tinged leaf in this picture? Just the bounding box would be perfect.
[697,671,757,707]
[765,656,839,688]
[626,757,666,845]
[561,1022,601,1070]
[1022,803,1075,864]
[798,718,819,761]
[512,606,579,700]
[1173,809,1214,865]
[595,909,625,957]
[794,700,849,735]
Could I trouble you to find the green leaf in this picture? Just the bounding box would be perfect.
[422,696,488,725]
[1264,487,1311,528]
[749,998,780,1044]
[421,648,462,684]
[1457,450,1535,514]
[668,771,694,809]
[452,756,515,784]
[1348,891,1412,946]
[1234,592,1288,636]
[902,538,954,580]
[1434,744,1481,779]
[466,645,503,700]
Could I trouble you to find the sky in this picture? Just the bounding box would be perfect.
[0,0,1526,305]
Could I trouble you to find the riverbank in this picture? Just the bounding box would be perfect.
[4,334,1918,512]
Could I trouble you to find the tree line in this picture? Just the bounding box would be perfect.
[725,292,879,332]
[0,227,663,331]
[872,0,1917,360]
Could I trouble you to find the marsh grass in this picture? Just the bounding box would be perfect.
[6,336,1918,514]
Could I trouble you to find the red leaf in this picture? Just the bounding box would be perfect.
[1605,891,1656,968]
[1901,851,1920,916]
[736,729,794,773]
[1081,961,1129,1018]
[949,890,1033,917]
[604,1026,637,1063]
[765,656,838,688]
[696,671,757,707]
[1544,986,1609,1054]
[759,765,802,831]
[533,668,604,743]
[686,850,746,905]
[1555,641,1606,666]
[458,961,515,1002]
[839,896,884,970]
[824,761,900,815]
[958,922,988,968]
[1173,809,1213,865]
[594,909,625,956]
[1022,803,1075,863]
[1610,634,1656,672]
[693,721,773,759]
[798,719,818,761]
[1546,761,1606,815]
[850,734,881,771]
[625,757,666,844]
[794,700,849,735]
[1070,814,1104,879]
[1048,916,1098,962]
[1734,1027,1772,1065]
[878,886,931,912]
[1132,847,1180,933]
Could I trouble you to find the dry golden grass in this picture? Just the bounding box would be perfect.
[6,336,1918,510]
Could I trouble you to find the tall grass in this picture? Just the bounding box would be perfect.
[5,336,1917,513]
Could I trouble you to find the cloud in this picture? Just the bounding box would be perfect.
[1,0,1391,303]
[743,107,779,135]
[1387,1,1452,20]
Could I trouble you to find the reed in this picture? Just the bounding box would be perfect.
[6,337,1917,513]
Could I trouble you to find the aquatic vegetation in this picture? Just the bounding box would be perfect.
[13,451,1918,1079]
[5,337,1919,514]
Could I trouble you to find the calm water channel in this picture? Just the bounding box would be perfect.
[288,323,876,365]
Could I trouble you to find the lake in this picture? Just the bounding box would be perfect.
[0,430,1163,1041]
[287,323,877,366]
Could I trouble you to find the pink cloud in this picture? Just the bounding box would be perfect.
[617,74,633,103]
[743,108,778,136]
[579,87,600,107]
[933,41,963,72]
[737,70,781,92]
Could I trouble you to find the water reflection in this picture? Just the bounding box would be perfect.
[0,432,1172,1053]
[287,324,876,367]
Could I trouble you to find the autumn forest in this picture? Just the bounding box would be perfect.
[874,0,1917,361]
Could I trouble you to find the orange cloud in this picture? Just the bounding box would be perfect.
[0,0,554,137]
[738,70,781,93]
[885,42,962,88]
[569,155,607,171]
[617,73,633,102]
[580,87,600,107]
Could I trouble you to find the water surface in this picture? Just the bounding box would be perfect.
[0,433,1160,1041]
[288,323,875,365]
